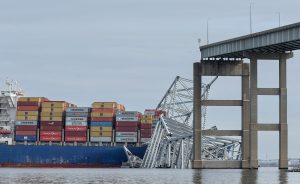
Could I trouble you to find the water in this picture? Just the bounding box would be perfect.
[0,168,299,184]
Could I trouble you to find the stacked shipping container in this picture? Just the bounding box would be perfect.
[144,109,166,128]
[14,96,165,145]
[15,97,48,142]
[115,111,140,143]
[140,115,153,142]
[65,107,89,142]
[90,102,117,143]
[40,101,70,142]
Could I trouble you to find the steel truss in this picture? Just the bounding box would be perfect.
[141,76,241,169]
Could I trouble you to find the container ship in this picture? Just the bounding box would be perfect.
[0,81,164,168]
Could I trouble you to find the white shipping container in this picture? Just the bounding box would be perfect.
[116,117,139,122]
[90,137,112,142]
[0,126,11,131]
[65,121,87,126]
[115,132,137,137]
[115,136,137,142]
[65,117,88,122]
[144,111,156,116]
[15,121,38,126]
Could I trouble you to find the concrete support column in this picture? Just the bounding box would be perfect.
[250,59,258,169]
[279,55,288,169]
[242,63,250,168]
[192,62,202,168]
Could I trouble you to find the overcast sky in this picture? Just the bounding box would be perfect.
[0,0,299,159]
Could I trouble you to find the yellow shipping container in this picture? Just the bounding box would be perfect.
[117,104,125,111]
[91,112,114,118]
[16,116,38,121]
[141,115,153,120]
[41,108,65,113]
[40,112,63,117]
[41,116,64,121]
[92,102,117,109]
[16,111,39,116]
[90,131,112,137]
[42,102,67,108]
[91,126,112,132]
[141,119,153,124]
[18,97,46,102]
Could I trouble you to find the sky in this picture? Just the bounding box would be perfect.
[0,0,299,159]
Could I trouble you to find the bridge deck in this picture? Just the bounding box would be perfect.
[200,22,300,59]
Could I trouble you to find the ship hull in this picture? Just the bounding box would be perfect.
[0,144,146,168]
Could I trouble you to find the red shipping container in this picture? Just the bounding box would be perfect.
[140,124,152,129]
[140,129,152,134]
[91,108,115,113]
[141,133,152,138]
[15,131,36,136]
[115,126,138,132]
[65,126,87,132]
[40,121,63,126]
[40,135,61,142]
[65,131,86,137]
[17,106,39,111]
[65,136,86,142]
[40,126,62,131]
[91,117,114,122]
[115,122,138,127]
[17,101,40,106]
[15,125,37,131]
[40,131,61,136]
[155,110,166,117]
[0,130,11,134]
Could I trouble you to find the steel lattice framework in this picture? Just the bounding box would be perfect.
[141,76,241,169]
[156,76,217,127]
[141,117,241,168]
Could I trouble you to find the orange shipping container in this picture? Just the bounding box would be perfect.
[18,97,48,103]
[91,108,115,113]
[15,131,36,136]
[91,112,114,118]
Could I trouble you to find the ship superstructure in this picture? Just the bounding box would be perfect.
[0,80,24,145]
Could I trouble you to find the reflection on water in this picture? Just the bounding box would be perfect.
[0,167,298,184]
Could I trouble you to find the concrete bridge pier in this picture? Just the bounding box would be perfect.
[248,52,293,169]
[192,52,292,169]
[192,60,250,169]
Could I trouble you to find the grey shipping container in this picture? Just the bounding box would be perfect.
[90,137,112,142]
[116,117,139,122]
[115,137,137,142]
[115,132,137,137]
[140,138,152,142]
[65,107,90,113]
[116,111,139,117]
[65,112,89,117]
[65,121,87,126]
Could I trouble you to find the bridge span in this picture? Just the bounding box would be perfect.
[193,22,300,169]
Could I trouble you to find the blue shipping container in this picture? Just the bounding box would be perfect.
[90,122,113,127]
[15,136,37,142]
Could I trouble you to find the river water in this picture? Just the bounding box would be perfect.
[0,167,299,184]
